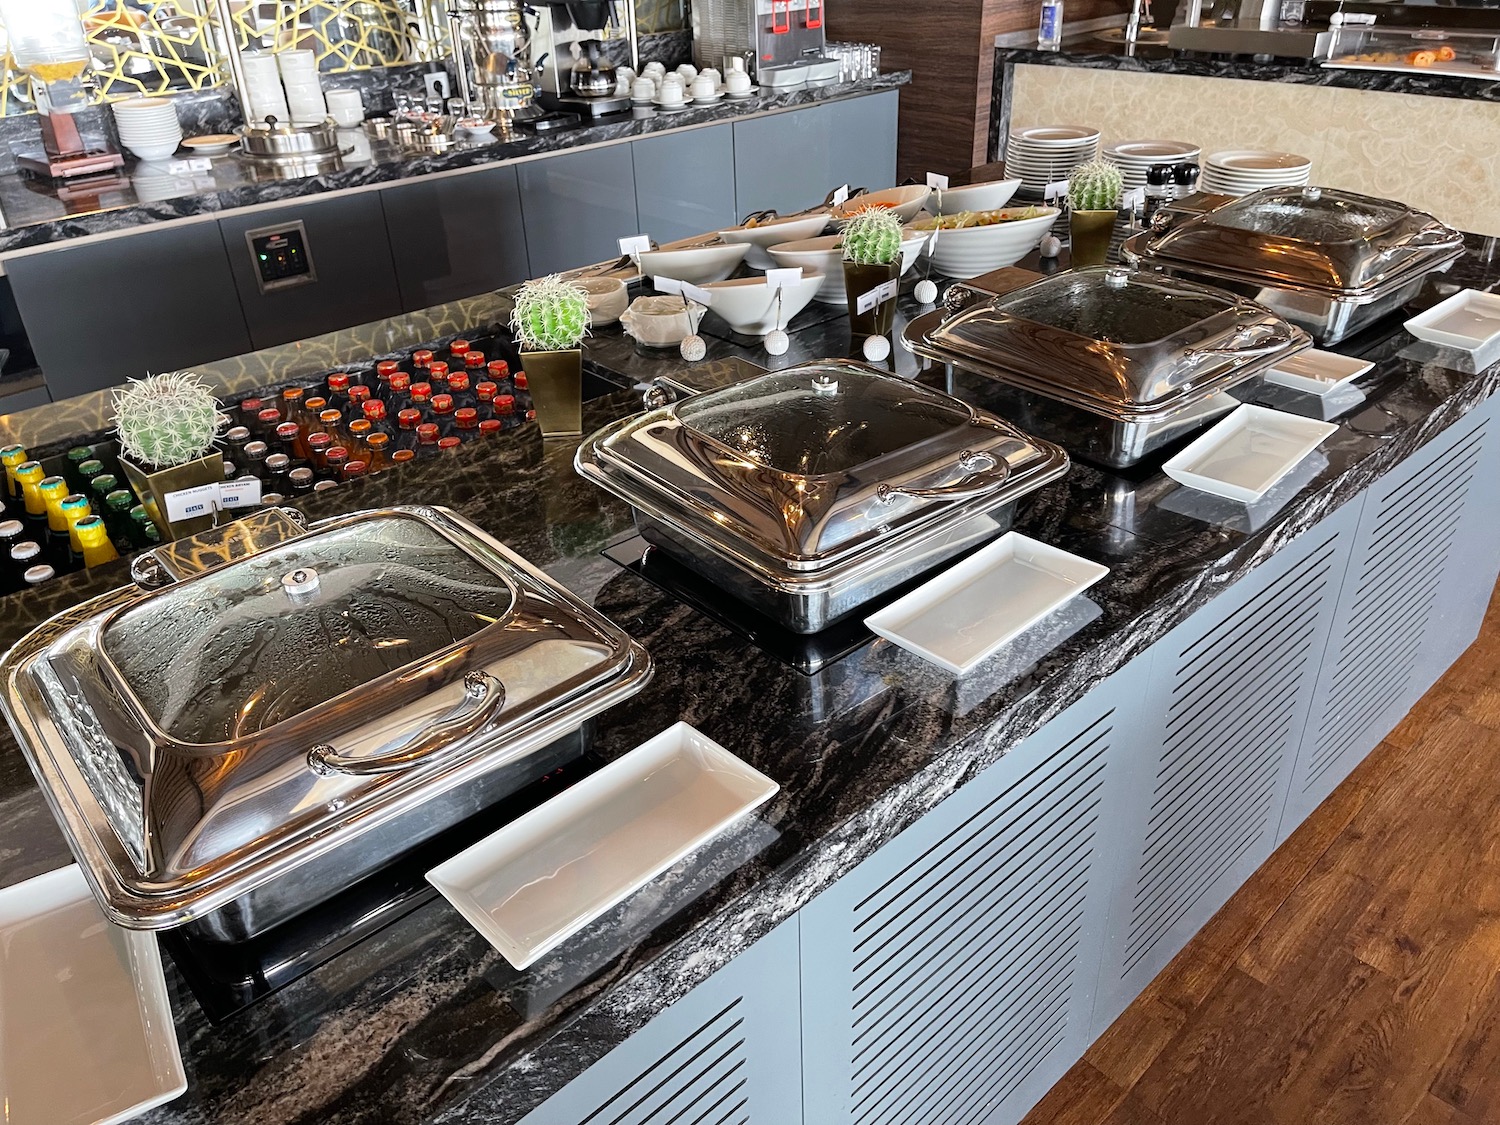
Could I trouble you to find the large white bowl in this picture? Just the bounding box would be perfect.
[766,229,931,305]
[701,270,824,335]
[637,241,749,286]
[717,212,830,269]
[930,178,1022,215]
[914,207,1060,277]
[575,276,629,326]
[832,184,932,224]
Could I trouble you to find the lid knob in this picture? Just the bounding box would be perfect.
[1105,266,1129,287]
[1301,186,1322,201]
[811,374,839,396]
[282,567,320,600]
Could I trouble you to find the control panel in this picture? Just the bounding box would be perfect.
[245,220,317,294]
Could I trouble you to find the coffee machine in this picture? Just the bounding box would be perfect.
[692,0,840,87]
[447,0,546,132]
[529,0,636,116]
[0,0,124,179]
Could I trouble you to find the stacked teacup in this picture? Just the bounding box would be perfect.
[277,49,327,123]
[112,97,183,161]
[240,52,290,123]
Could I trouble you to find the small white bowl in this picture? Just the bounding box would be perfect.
[638,240,749,285]
[832,184,932,224]
[912,206,1060,277]
[575,276,629,326]
[716,212,830,269]
[620,295,705,348]
[766,229,930,304]
[930,178,1022,215]
[701,270,824,335]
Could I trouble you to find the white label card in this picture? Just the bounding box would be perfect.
[163,483,219,523]
[167,157,213,175]
[618,234,652,258]
[652,275,683,294]
[764,268,801,293]
[1044,179,1070,201]
[680,281,713,307]
[925,172,949,190]
[855,278,899,315]
[832,183,850,206]
[218,476,263,509]
[1121,187,1146,211]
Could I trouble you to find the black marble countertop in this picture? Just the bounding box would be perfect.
[2,239,1499,1125]
[0,72,909,257]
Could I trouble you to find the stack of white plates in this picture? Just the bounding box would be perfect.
[241,52,290,123]
[1102,138,1201,191]
[1201,150,1312,196]
[277,49,327,124]
[112,97,182,162]
[1005,125,1100,198]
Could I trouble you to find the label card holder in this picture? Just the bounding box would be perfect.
[855,277,899,315]
[764,268,801,293]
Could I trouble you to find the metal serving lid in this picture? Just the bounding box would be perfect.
[577,360,1069,573]
[0,505,651,925]
[914,267,1307,419]
[1137,186,1463,294]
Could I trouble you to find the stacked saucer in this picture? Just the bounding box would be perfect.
[1201,149,1312,195]
[1102,138,1201,192]
[1005,125,1100,198]
[112,98,182,161]
[278,49,327,123]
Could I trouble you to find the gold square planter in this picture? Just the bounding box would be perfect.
[521,349,583,438]
[120,451,225,542]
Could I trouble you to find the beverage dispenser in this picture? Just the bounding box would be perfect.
[692,0,841,87]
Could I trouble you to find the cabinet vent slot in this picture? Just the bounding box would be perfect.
[845,711,1114,1125]
[1124,538,1339,975]
[1308,423,1484,788]
[577,997,749,1125]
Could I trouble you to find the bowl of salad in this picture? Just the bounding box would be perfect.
[912,206,1060,277]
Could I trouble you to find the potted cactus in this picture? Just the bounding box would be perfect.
[113,371,228,540]
[841,208,906,336]
[510,274,591,438]
[1066,158,1124,268]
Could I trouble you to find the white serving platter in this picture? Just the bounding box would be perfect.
[0,866,186,1125]
[865,532,1109,675]
[1404,288,1500,351]
[1163,404,1339,503]
[428,722,778,969]
[1263,348,1374,395]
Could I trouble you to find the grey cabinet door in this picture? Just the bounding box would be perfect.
[517,144,640,276]
[633,124,739,245]
[733,91,899,217]
[800,664,1150,1125]
[516,918,802,1125]
[1283,397,1500,832]
[7,221,252,400]
[1091,501,1358,1035]
[382,164,530,310]
[218,191,402,350]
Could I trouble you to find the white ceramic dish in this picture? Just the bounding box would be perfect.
[637,240,749,285]
[620,295,706,348]
[866,532,1109,675]
[182,133,236,154]
[1263,349,1374,395]
[1163,404,1339,503]
[765,228,930,304]
[0,866,186,1125]
[717,212,830,269]
[701,269,824,334]
[1404,289,1500,351]
[930,178,1021,215]
[1011,125,1101,146]
[832,184,932,224]
[913,206,1059,277]
[721,84,758,99]
[1205,149,1311,173]
[575,275,629,326]
[428,722,778,969]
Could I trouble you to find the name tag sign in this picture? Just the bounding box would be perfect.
[654,276,712,306]
[1121,186,1146,211]
[167,156,213,175]
[832,183,850,207]
[764,268,801,293]
[163,477,262,522]
[1044,180,1070,202]
[618,234,652,261]
[855,278,899,315]
[218,476,263,509]
[925,172,949,190]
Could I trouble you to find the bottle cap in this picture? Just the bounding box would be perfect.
[514,372,529,389]
[11,540,40,561]
[307,432,333,453]
[413,349,434,368]
[348,385,371,403]
[0,518,22,537]
[376,360,401,377]
[324,446,349,465]
[282,386,304,401]
[389,372,411,392]
[392,449,415,463]
[240,397,263,415]
[479,419,502,436]
[244,440,269,459]
[476,381,497,400]
[313,479,338,492]
[438,436,462,451]
[66,446,92,466]
[319,409,342,426]
[225,427,252,443]
[428,361,449,379]
[367,433,391,451]
[410,382,432,401]
[449,339,470,356]
[106,490,134,512]
[23,564,54,585]
[488,359,510,378]
[289,467,315,487]
[266,453,291,472]
[348,420,372,439]
[464,351,486,368]
[417,423,439,442]
[277,422,301,441]
[363,400,388,420]
[449,372,471,391]
[77,459,104,478]
[398,408,422,428]
[432,394,454,413]
[455,408,478,428]
[342,460,368,479]
[259,407,284,427]
[305,397,328,414]
[495,394,516,415]
[328,373,351,392]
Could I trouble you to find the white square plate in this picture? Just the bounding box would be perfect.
[428,723,778,969]
[1405,289,1500,351]
[1163,404,1338,504]
[0,866,186,1125]
[1263,349,1373,395]
[865,532,1109,676]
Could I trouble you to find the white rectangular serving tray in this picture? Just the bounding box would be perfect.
[0,865,186,1125]
[1405,289,1500,351]
[1163,404,1338,504]
[427,722,778,969]
[1263,348,1373,395]
[865,531,1109,675]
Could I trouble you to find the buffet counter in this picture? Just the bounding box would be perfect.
[1,239,1498,1125]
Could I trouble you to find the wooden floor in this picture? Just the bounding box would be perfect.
[1020,585,1500,1125]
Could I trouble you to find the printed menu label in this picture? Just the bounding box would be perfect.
[764,268,801,292]
[855,278,899,315]
[218,477,263,509]
[618,234,652,258]
[925,172,950,189]
[163,483,219,523]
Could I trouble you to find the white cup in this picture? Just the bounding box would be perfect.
[691,74,716,100]
[700,68,721,86]
[726,69,751,94]
[728,57,746,73]
[631,76,655,101]
[324,88,364,126]
[676,63,698,85]
[658,75,684,103]
[643,61,666,77]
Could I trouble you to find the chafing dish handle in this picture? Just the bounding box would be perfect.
[1182,324,1294,360]
[306,671,506,777]
[877,450,1011,502]
[1371,228,1462,258]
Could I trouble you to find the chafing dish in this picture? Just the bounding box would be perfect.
[904,266,1310,468]
[237,115,340,159]
[0,506,651,940]
[576,360,1071,634]
[1121,186,1463,345]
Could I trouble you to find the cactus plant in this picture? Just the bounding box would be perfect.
[112,371,227,469]
[841,208,904,266]
[510,274,591,352]
[1066,158,1124,212]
